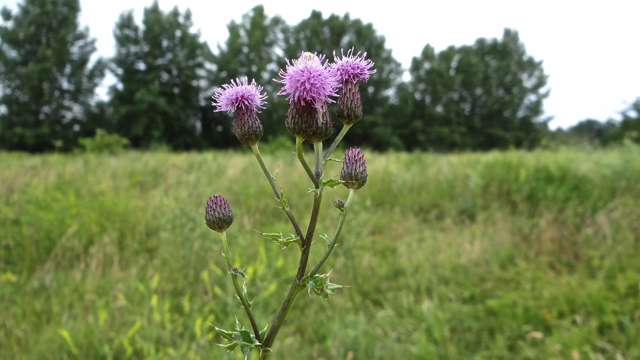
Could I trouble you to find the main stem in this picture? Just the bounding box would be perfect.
[260,143,325,359]
[309,189,355,277]
[219,231,261,343]
[250,143,305,242]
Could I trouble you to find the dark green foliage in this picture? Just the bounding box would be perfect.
[548,98,640,147]
[209,5,289,145]
[0,0,105,152]
[108,1,213,150]
[284,11,404,150]
[403,29,549,151]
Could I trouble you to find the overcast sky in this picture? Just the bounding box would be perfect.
[1,0,639,128]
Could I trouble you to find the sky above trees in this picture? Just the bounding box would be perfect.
[1,0,638,128]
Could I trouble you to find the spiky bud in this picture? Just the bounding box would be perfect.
[340,147,368,190]
[212,77,266,145]
[333,199,345,210]
[284,100,333,143]
[205,195,234,232]
[336,80,363,125]
[233,106,263,145]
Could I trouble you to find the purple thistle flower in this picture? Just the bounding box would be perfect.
[332,48,376,84]
[275,52,339,108]
[211,77,266,145]
[332,49,376,126]
[212,77,267,113]
[205,195,234,233]
[340,147,368,190]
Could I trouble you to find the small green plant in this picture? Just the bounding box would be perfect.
[206,49,374,359]
[78,129,130,154]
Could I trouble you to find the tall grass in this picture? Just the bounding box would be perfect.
[1,146,639,359]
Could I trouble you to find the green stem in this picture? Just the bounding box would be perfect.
[314,142,323,180]
[309,189,355,277]
[296,137,318,187]
[260,169,325,358]
[323,124,352,161]
[219,231,262,343]
[250,143,305,242]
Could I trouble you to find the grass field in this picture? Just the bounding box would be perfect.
[1,146,639,359]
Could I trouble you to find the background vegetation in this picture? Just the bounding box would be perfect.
[3,0,637,152]
[1,146,639,359]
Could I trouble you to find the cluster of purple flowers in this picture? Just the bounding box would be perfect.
[211,49,376,144]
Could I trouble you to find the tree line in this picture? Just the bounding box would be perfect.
[1,0,637,152]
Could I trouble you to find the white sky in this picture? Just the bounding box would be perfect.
[1,0,639,128]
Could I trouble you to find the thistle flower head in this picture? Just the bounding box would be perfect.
[212,77,265,145]
[332,48,376,84]
[212,77,267,113]
[333,199,346,211]
[275,52,339,108]
[205,195,234,233]
[340,147,368,190]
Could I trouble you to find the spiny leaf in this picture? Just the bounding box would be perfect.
[320,233,332,245]
[304,273,344,300]
[257,230,302,250]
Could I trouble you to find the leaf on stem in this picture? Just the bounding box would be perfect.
[278,187,289,210]
[303,273,344,301]
[257,231,302,250]
[320,233,332,245]
[213,318,262,359]
[310,178,345,195]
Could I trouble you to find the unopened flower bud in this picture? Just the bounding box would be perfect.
[340,147,368,190]
[205,195,234,232]
[333,199,345,210]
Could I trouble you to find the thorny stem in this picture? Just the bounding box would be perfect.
[323,124,352,161]
[260,150,325,358]
[219,231,262,343]
[296,137,318,188]
[250,143,305,243]
[309,189,355,277]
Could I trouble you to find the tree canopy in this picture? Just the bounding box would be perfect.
[107,1,213,150]
[0,0,104,151]
[402,29,549,150]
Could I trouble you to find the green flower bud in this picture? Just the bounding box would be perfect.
[333,199,345,210]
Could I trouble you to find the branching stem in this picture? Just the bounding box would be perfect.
[219,231,262,343]
[309,189,355,277]
[323,124,352,161]
[296,137,318,188]
[250,143,305,243]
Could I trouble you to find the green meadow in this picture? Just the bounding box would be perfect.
[1,146,639,359]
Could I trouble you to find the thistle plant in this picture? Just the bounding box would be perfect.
[207,49,373,359]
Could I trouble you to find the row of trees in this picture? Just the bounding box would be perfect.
[2,0,631,152]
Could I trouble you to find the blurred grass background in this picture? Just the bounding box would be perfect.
[1,146,639,359]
